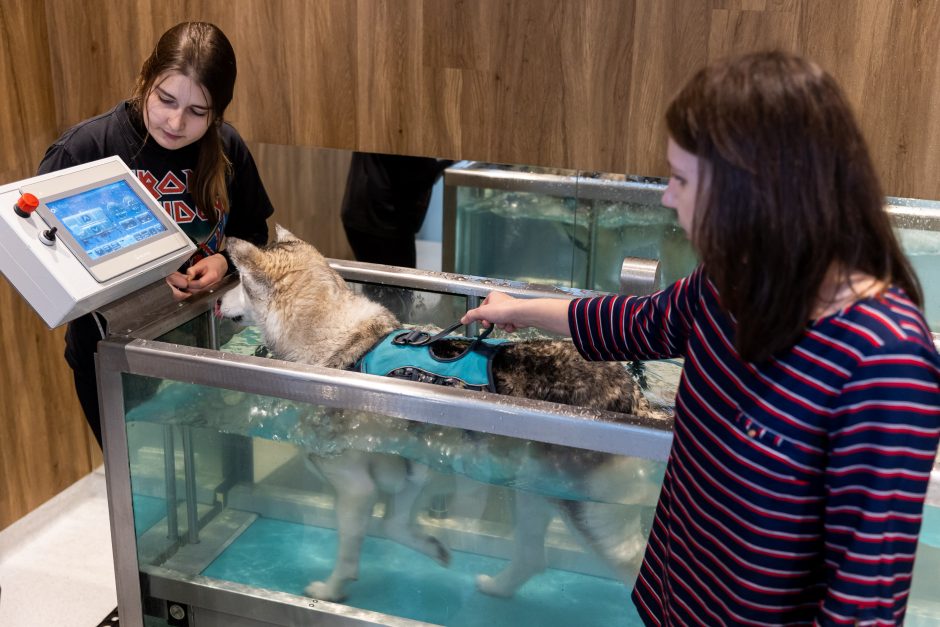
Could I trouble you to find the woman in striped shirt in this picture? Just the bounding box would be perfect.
[461,51,940,625]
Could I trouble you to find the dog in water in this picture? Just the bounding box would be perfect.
[217,225,665,602]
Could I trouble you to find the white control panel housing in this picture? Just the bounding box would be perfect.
[0,156,197,328]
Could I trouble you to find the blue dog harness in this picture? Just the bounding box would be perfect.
[354,322,508,392]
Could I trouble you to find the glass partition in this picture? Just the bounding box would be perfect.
[891,196,940,332]
[444,164,697,293]
[123,374,667,626]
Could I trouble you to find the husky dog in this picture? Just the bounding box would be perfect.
[217,225,664,602]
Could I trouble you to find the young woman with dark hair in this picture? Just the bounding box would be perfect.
[38,22,275,447]
[461,50,940,625]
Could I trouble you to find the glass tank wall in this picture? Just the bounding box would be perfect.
[444,163,697,294]
[97,269,676,627]
[891,196,940,332]
[97,264,940,626]
[444,162,940,331]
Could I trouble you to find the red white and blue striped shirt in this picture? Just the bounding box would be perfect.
[568,266,940,626]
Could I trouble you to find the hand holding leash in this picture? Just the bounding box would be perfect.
[460,292,572,336]
[392,319,493,360]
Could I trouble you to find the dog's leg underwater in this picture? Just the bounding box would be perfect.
[554,456,657,586]
[476,491,554,597]
[556,500,646,585]
[303,451,451,602]
[379,462,450,566]
[304,450,382,602]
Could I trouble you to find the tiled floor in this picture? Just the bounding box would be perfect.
[0,466,118,627]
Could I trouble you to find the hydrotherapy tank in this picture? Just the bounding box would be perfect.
[96,184,940,625]
[96,263,940,626]
[98,264,677,627]
[443,162,940,331]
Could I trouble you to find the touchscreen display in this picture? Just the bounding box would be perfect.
[46,179,167,261]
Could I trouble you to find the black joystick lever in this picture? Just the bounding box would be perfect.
[40,226,57,246]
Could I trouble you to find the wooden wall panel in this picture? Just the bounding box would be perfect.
[0,1,101,531]
[799,1,940,200]
[27,0,940,198]
[418,0,634,165]
[0,287,102,530]
[707,8,799,61]
[248,143,354,260]
[624,0,709,172]
[286,0,359,148]
[0,0,58,180]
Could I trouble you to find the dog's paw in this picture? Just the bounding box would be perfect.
[304,581,346,603]
[475,574,514,598]
[429,536,451,566]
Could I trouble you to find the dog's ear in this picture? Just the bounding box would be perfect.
[239,266,273,301]
[226,238,273,300]
[225,237,263,273]
[274,224,299,243]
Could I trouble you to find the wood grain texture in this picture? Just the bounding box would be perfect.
[707,8,799,61]
[799,1,940,200]
[0,278,102,529]
[0,0,101,531]
[248,143,354,260]
[0,0,58,182]
[20,0,940,197]
[624,0,709,173]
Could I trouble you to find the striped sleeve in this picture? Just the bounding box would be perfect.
[568,266,703,362]
[818,341,940,626]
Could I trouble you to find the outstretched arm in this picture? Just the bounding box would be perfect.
[460,291,572,336]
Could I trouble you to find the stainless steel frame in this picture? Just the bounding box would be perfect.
[97,263,674,627]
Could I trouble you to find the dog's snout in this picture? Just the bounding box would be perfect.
[214,298,243,323]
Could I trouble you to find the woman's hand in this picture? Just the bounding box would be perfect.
[461,291,523,333]
[165,271,191,301]
[460,292,572,336]
[165,253,229,301]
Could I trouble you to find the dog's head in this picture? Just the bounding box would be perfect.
[217,225,400,367]
[217,224,345,326]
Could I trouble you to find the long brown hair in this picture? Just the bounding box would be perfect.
[665,50,922,363]
[131,21,237,221]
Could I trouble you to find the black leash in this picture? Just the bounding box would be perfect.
[391,319,495,356]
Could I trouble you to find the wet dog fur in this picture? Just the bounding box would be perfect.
[217,225,660,601]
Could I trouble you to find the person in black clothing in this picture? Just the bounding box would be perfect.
[37,22,275,447]
[341,152,453,268]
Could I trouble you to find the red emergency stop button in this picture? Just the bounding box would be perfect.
[14,193,39,218]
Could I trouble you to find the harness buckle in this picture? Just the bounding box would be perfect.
[392,329,431,346]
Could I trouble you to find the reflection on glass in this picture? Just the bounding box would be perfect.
[125,383,664,625]
[896,226,940,332]
[346,283,469,330]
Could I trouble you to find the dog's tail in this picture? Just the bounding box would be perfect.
[558,497,648,583]
[556,454,663,583]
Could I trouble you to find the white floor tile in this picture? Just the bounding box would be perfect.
[0,467,116,627]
